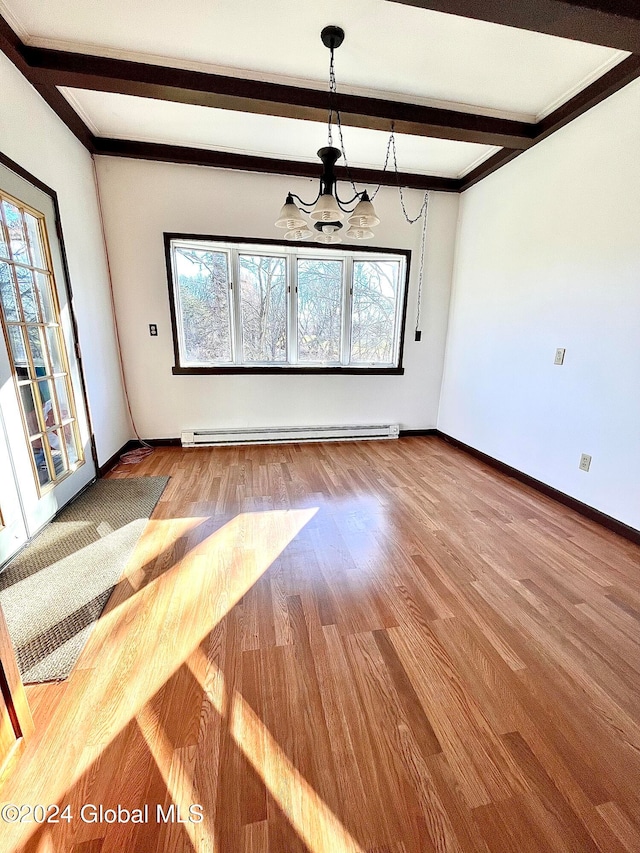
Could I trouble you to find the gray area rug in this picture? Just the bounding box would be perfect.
[0,476,168,684]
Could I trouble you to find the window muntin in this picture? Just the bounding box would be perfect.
[0,191,83,491]
[168,238,408,371]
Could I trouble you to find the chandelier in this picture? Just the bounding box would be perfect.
[274,26,381,244]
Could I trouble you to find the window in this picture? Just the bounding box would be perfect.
[0,190,83,491]
[166,236,409,374]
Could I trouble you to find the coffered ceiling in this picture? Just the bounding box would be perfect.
[1,0,639,190]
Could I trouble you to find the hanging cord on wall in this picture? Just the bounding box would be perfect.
[415,192,429,338]
[335,112,431,334]
[91,156,154,465]
[328,51,429,223]
[328,62,430,335]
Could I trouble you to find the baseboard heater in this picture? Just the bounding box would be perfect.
[181,423,400,447]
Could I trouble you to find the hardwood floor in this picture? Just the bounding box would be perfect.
[1,436,640,852]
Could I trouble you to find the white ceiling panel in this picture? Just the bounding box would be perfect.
[3,0,627,120]
[62,88,498,179]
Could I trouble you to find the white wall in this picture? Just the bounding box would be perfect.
[439,78,640,530]
[0,53,131,465]
[94,157,459,437]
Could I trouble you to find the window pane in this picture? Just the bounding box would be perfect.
[8,326,29,379]
[297,259,343,363]
[24,213,45,269]
[2,201,29,264]
[47,429,68,478]
[63,423,79,466]
[54,376,71,422]
[175,247,231,363]
[30,437,52,487]
[46,326,64,373]
[0,220,8,260]
[0,261,19,320]
[20,383,40,437]
[36,379,55,420]
[15,266,40,321]
[28,326,48,376]
[239,255,287,362]
[36,273,55,322]
[350,260,400,364]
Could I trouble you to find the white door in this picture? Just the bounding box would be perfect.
[0,161,95,561]
[0,407,27,565]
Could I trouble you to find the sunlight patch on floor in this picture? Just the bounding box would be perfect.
[2,508,318,853]
[229,685,365,853]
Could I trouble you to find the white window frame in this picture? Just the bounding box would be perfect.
[166,236,409,374]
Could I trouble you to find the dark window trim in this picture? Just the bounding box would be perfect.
[164,232,411,376]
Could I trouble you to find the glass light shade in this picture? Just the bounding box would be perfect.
[347,197,380,228]
[316,233,342,244]
[345,226,374,240]
[275,197,306,229]
[284,227,312,241]
[309,193,345,222]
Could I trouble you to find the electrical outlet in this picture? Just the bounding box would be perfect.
[579,453,592,472]
[554,347,565,365]
[415,330,422,342]
[149,324,158,337]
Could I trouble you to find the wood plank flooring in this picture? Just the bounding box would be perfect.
[1,436,640,852]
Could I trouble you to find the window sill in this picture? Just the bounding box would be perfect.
[172,366,405,376]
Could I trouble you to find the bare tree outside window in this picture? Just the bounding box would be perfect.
[297,259,343,363]
[175,248,232,363]
[239,255,287,362]
[351,260,400,363]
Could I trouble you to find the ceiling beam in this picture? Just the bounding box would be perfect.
[24,46,534,149]
[0,17,94,150]
[92,138,462,192]
[459,53,640,189]
[2,11,640,193]
[386,0,640,52]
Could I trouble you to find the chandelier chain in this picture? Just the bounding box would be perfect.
[327,48,429,226]
[327,47,336,147]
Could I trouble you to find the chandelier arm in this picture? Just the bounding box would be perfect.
[288,190,322,211]
[334,199,359,214]
[334,188,364,208]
